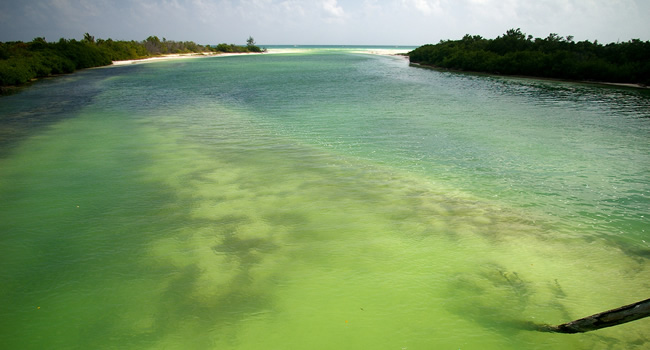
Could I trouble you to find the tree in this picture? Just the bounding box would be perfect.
[144,36,162,54]
[1,34,215,88]
[83,33,95,44]
[29,37,48,50]
[408,30,650,85]
[245,36,263,52]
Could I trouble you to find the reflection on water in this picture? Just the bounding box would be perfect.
[0,52,648,349]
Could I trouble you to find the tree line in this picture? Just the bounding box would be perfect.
[0,34,264,87]
[408,29,650,86]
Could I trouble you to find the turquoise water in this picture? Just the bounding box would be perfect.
[1,50,649,349]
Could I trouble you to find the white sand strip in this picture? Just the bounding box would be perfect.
[111,48,412,66]
[111,52,271,65]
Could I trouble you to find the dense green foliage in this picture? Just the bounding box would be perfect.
[246,36,263,53]
[0,34,265,87]
[409,29,650,85]
[212,36,263,53]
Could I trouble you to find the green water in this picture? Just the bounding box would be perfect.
[1,51,649,349]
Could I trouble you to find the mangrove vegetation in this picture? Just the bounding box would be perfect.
[408,29,650,86]
[0,34,264,88]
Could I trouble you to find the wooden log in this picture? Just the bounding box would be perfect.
[537,297,650,333]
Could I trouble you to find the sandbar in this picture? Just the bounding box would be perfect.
[111,48,411,66]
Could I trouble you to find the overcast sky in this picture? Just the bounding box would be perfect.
[1,0,648,45]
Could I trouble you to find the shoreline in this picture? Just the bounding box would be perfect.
[110,48,313,66]
[111,52,260,65]
[2,49,406,95]
[409,62,649,90]
[110,48,412,66]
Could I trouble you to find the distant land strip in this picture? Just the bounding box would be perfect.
[408,29,649,87]
[0,34,264,92]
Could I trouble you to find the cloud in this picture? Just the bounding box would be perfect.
[0,0,648,45]
[402,0,444,15]
[279,0,306,17]
[322,0,345,19]
[464,0,519,22]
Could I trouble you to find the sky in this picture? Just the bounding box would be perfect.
[1,0,649,45]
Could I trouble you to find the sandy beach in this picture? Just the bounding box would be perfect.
[111,52,226,65]
[111,49,307,65]
[352,48,411,55]
[111,48,410,66]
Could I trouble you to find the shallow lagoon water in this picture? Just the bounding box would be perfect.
[0,50,649,349]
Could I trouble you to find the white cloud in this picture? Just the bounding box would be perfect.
[322,0,345,19]
[464,0,519,22]
[0,0,648,45]
[279,0,306,16]
[402,0,444,15]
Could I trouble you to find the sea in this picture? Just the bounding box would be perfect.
[0,47,649,349]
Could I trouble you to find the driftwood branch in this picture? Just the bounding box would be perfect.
[535,298,650,333]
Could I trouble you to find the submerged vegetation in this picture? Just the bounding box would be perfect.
[0,34,264,88]
[409,29,650,86]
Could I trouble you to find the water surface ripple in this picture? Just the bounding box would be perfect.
[0,51,649,349]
